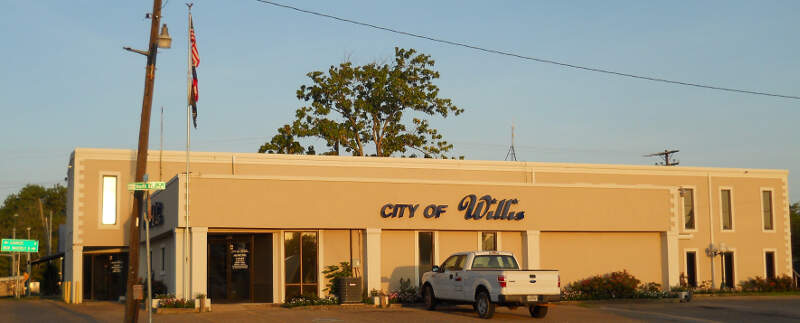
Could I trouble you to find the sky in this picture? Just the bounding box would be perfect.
[0,1,798,202]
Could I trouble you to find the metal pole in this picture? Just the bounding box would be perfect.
[125,0,162,321]
[12,226,16,299]
[184,4,193,300]
[144,178,153,323]
[26,227,31,297]
[48,210,53,255]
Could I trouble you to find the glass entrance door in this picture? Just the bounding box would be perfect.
[208,234,273,302]
[228,236,251,301]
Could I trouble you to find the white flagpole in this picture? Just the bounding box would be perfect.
[184,3,193,300]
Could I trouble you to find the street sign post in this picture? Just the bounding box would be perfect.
[127,181,166,191]
[1,239,39,253]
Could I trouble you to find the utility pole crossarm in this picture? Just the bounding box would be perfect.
[644,149,680,166]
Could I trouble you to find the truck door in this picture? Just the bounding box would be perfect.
[450,255,467,301]
[435,255,463,300]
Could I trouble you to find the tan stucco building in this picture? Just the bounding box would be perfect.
[61,148,792,303]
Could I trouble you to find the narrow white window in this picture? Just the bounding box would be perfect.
[102,176,117,224]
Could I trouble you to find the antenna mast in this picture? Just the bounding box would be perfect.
[505,124,518,161]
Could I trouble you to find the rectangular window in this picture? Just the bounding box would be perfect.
[101,176,117,225]
[418,232,434,284]
[686,251,697,287]
[284,231,318,299]
[722,252,735,289]
[763,191,774,230]
[161,247,165,271]
[765,251,776,280]
[471,255,519,270]
[721,189,733,230]
[481,232,497,251]
[683,188,695,230]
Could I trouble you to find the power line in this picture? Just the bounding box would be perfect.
[254,0,800,101]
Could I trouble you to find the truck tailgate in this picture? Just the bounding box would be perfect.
[503,270,560,296]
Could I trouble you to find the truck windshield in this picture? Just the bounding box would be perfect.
[471,255,519,270]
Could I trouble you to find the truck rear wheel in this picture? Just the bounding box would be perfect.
[529,305,548,318]
[475,290,495,319]
[423,285,437,310]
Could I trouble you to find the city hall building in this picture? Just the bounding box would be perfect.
[60,148,792,303]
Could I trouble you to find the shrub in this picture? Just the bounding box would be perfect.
[563,270,640,300]
[740,275,796,292]
[159,297,195,308]
[389,278,418,304]
[322,262,352,298]
[151,280,168,297]
[282,295,338,308]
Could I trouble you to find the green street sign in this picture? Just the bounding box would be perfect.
[127,181,166,191]
[1,239,39,253]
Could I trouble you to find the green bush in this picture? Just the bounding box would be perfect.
[563,270,640,299]
[281,295,338,308]
[740,275,796,292]
[388,278,418,304]
[322,261,352,297]
[159,297,195,308]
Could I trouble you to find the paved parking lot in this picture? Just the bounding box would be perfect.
[2,296,800,322]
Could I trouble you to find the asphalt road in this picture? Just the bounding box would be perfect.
[1,296,799,322]
[596,296,800,323]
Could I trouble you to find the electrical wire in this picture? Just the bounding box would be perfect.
[254,0,800,101]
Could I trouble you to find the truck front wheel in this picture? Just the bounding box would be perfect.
[475,290,495,319]
[423,285,437,310]
[529,305,548,318]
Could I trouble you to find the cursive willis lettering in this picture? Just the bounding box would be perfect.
[458,194,525,221]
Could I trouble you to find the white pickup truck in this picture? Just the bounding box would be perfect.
[420,251,560,319]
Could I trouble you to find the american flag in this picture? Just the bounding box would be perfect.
[190,15,200,128]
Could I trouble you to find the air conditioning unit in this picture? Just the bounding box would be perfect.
[337,277,362,303]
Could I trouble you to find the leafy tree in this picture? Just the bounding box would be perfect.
[260,47,463,158]
[258,125,310,154]
[0,184,67,283]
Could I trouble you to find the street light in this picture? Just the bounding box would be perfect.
[123,24,172,56]
[706,242,728,290]
[158,24,171,49]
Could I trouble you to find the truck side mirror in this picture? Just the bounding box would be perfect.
[432,265,440,273]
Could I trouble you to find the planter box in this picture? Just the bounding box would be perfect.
[154,298,211,313]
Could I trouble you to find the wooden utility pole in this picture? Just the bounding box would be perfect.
[644,149,680,166]
[125,0,162,321]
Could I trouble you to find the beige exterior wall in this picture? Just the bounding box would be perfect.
[380,230,415,292]
[500,232,524,262]
[437,231,479,265]
[534,167,791,284]
[63,148,791,304]
[540,232,664,285]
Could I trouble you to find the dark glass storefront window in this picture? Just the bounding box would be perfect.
[418,232,434,284]
[83,252,128,300]
[284,231,318,299]
[765,251,776,280]
[686,251,697,287]
[207,234,273,303]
